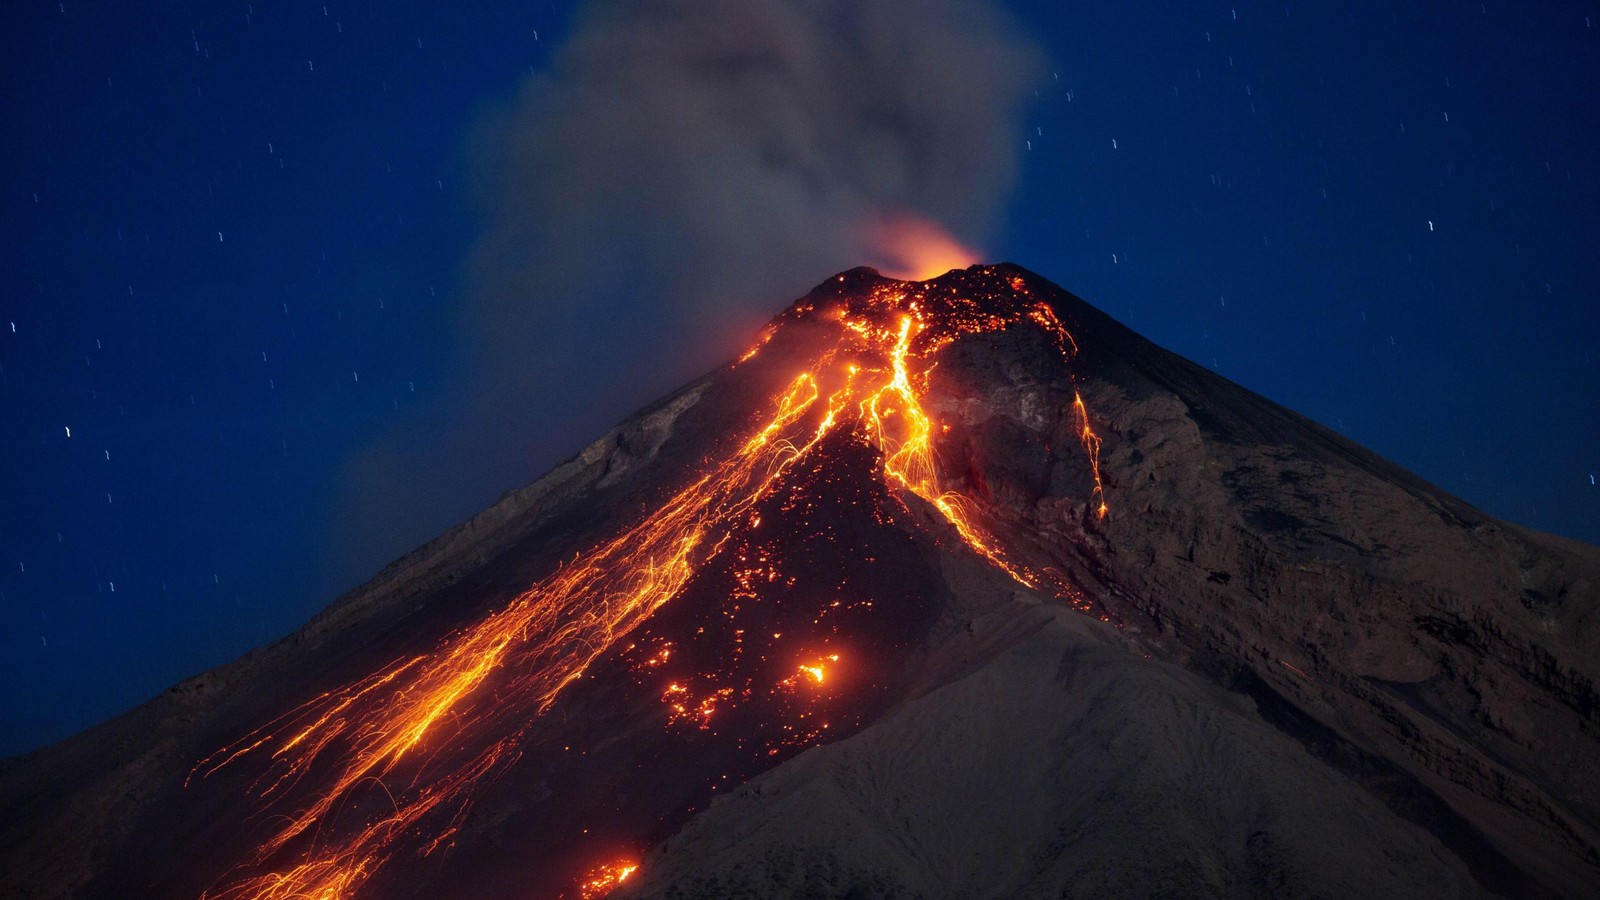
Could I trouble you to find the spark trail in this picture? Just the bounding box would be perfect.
[192,268,1107,900]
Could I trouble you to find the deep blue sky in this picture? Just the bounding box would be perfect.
[2,1,1596,756]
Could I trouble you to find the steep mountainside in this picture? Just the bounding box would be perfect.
[1,265,1595,900]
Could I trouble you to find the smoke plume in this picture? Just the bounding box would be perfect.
[335,0,1044,581]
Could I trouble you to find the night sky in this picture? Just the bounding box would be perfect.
[2,1,1596,756]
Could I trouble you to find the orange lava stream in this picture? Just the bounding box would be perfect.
[197,374,833,900]
[860,312,1036,585]
[194,275,1107,900]
[1073,391,1110,520]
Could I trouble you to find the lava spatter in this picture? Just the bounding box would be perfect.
[190,266,1108,900]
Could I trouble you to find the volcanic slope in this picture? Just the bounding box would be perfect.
[2,265,1597,900]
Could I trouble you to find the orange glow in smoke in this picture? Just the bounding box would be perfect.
[867,215,981,281]
[192,268,1108,900]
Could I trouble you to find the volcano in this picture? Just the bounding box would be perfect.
[3,265,1597,900]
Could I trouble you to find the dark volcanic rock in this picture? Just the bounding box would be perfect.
[1,264,1595,900]
[964,266,1600,897]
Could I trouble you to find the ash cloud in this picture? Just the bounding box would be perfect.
[334,0,1044,581]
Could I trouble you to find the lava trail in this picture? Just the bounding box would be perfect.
[190,270,1107,900]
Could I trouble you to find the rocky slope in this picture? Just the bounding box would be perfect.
[1,264,1595,900]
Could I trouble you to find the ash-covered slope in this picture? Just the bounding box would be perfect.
[2,265,1596,900]
[622,604,1489,900]
[619,266,1600,899]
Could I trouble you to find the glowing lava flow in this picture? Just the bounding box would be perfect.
[576,861,639,899]
[193,270,1107,900]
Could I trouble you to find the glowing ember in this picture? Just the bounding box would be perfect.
[192,267,1108,900]
[797,654,839,685]
[576,860,639,899]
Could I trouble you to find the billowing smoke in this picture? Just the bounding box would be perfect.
[335,0,1044,581]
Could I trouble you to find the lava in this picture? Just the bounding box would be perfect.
[575,860,638,900]
[796,654,838,685]
[191,268,1107,900]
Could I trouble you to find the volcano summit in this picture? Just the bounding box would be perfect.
[3,265,1597,899]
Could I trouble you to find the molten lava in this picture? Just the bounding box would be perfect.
[191,267,1107,900]
[575,861,638,900]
